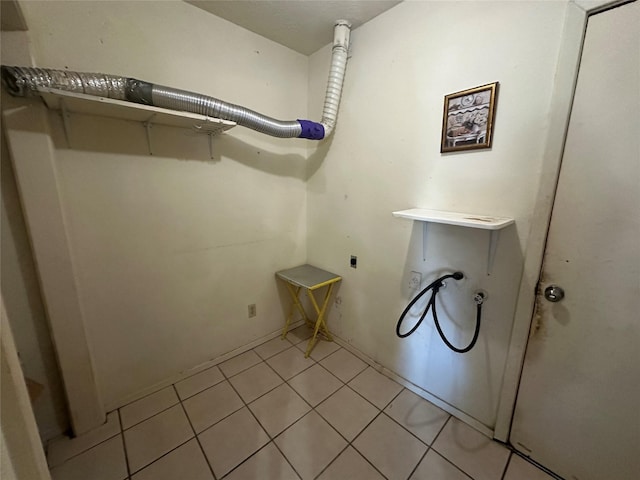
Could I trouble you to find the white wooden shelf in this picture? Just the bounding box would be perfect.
[392,208,515,274]
[36,87,236,156]
[392,208,514,230]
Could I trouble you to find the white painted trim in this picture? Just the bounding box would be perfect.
[2,98,105,435]
[574,0,629,13]
[111,324,494,436]
[493,0,631,442]
[331,336,494,438]
[1,299,52,480]
[104,320,305,411]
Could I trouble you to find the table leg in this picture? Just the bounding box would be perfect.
[282,284,305,339]
[304,283,336,357]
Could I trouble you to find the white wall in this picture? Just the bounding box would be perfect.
[6,0,571,435]
[17,0,310,409]
[307,0,567,428]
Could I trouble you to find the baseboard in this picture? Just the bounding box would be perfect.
[105,320,304,412]
[331,335,495,439]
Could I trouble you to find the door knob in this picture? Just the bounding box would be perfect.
[544,285,565,302]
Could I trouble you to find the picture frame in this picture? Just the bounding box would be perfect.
[440,82,498,153]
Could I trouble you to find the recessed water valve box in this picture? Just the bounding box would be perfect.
[409,271,422,289]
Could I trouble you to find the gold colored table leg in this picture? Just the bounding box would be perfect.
[282,284,301,339]
[304,282,336,358]
[282,281,318,339]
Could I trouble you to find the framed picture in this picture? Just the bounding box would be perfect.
[440,82,498,153]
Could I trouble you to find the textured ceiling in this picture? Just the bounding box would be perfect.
[186,1,402,55]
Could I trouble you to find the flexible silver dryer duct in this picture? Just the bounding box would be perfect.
[1,20,351,140]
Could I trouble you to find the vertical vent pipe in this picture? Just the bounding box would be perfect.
[319,19,351,138]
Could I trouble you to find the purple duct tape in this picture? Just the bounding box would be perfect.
[297,119,325,140]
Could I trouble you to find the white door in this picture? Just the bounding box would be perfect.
[510,2,639,480]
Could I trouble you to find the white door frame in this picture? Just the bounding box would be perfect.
[493,0,633,441]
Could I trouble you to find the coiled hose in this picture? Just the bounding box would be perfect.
[396,272,483,353]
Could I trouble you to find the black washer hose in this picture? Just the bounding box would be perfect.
[395,272,482,354]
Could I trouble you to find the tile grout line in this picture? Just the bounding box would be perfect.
[253,341,295,362]
[267,368,380,480]
[52,330,494,480]
[115,336,333,448]
[267,344,318,378]
[58,338,434,480]
[124,428,195,476]
[430,413,452,448]
[121,401,198,476]
[427,416,482,480]
[401,410,458,480]
[118,384,178,410]
[185,355,292,440]
[127,435,196,476]
[325,379,460,479]
[314,350,368,384]
[174,369,225,402]
[407,446,431,480]
[501,452,514,480]
[69,330,302,468]
[118,409,133,479]
[120,399,181,432]
[46,412,122,468]
[249,344,319,480]
[121,383,240,441]
[48,412,131,477]
[231,337,390,479]
[430,450,475,480]
[259,341,435,480]
[172,384,218,480]
[509,449,563,480]
[218,357,304,480]
[217,357,264,379]
[341,388,412,480]
[311,443,359,480]
[301,366,409,479]
[113,332,474,480]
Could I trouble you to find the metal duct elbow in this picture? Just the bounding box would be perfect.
[0,21,351,141]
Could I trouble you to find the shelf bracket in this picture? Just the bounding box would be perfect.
[487,230,500,275]
[422,222,428,262]
[60,99,72,148]
[143,115,155,156]
[393,209,515,275]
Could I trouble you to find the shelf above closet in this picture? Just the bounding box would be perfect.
[392,208,515,274]
[36,87,236,156]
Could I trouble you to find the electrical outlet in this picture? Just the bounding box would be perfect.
[248,304,256,318]
[409,271,422,290]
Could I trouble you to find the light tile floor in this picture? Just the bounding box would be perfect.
[47,326,557,480]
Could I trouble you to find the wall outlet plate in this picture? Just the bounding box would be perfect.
[248,304,256,318]
[409,271,422,290]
